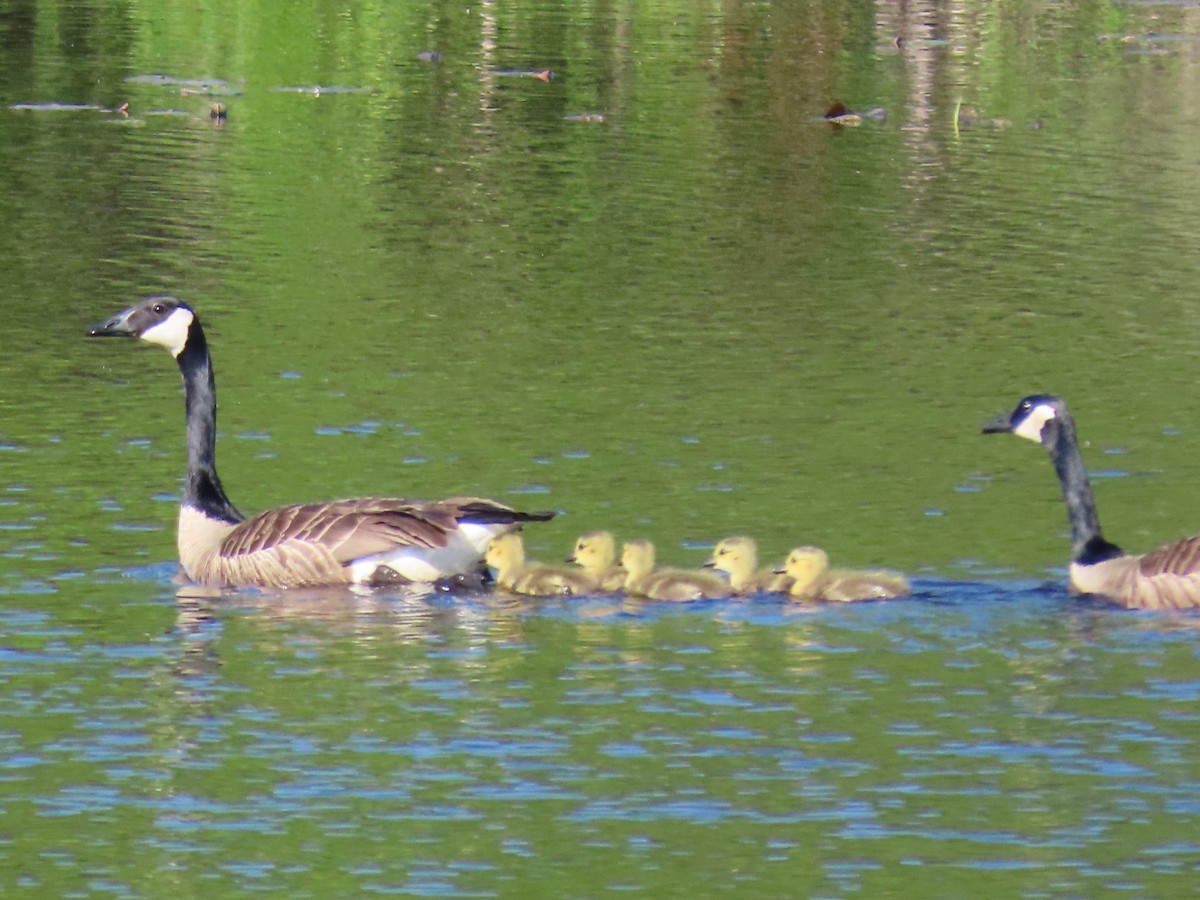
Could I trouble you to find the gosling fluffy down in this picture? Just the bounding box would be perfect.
[486,532,595,597]
[566,531,626,593]
[620,539,731,602]
[706,536,792,594]
[778,546,910,602]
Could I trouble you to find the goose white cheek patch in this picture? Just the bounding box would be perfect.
[140,307,194,357]
[1013,404,1057,443]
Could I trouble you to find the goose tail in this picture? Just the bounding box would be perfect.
[452,499,556,526]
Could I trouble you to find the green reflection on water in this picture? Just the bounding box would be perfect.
[4,0,1200,587]
[4,1,1200,893]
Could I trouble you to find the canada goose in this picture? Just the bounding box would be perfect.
[705,536,792,594]
[566,531,625,593]
[486,532,594,597]
[777,546,910,602]
[87,296,553,589]
[984,394,1200,610]
[619,539,731,602]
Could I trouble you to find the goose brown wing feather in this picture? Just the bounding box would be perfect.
[1122,537,1200,610]
[218,499,458,565]
[1137,535,1200,579]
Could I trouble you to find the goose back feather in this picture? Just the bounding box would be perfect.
[1069,536,1200,611]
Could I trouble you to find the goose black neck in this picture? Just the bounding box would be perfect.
[177,320,242,524]
[1044,412,1121,564]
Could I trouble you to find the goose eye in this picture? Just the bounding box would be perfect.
[152,303,166,314]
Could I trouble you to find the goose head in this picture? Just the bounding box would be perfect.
[569,530,617,570]
[619,540,655,580]
[89,295,196,358]
[705,535,756,579]
[982,394,1065,446]
[779,545,829,590]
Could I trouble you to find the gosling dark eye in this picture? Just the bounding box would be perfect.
[152,303,165,314]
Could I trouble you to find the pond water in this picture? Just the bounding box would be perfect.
[2,0,1200,895]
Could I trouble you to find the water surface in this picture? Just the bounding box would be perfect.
[3,0,1200,894]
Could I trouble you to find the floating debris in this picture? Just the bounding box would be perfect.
[955,105,1010,129]
[1097,32,1200,47]
[11,102,109,112]
[416,50,443,63]
[124,74,243,96]
[126,74,222,86]
[210,101,226,121]
[564,112,605,123]
[495,69,554,82]
[269,85,371,96]
[824,102,887,126]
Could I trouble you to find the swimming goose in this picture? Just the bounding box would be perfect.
[619,539,731,601]
[485,532,594,597]
[87,295,553,589]
[984,393,1200,610]
[705,536,792,594]
[566,531,626,592]
[777,546,910,602]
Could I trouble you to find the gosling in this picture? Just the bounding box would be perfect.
[566,531,626,593]
[485,533,595,597]
[778,546,910,602]
[620,539,731,602]
[706,536,793,594]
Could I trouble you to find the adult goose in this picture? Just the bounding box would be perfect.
[984,394,1200,610]
[88,295,553,589]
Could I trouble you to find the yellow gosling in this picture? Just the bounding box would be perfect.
[779,546,910,602]
[620,539,731,602]
[566,531,625,593]
[706,536,792,594]
[485,533,594,597]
